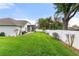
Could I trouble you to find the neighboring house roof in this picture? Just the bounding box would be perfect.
[0,18,29,27]
[68,25,79,31]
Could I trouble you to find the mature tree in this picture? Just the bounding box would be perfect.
[54,3,79,30]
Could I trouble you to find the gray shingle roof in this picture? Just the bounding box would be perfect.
[0,18,28,27]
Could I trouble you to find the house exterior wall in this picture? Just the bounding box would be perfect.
[0,26,21,36]
[0,23,35,36]
[21,23,31,32]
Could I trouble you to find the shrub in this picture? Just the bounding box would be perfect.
[66,34,75,47]
[22,31,27,35]
[52,32,59,40]
[0,32,5,36]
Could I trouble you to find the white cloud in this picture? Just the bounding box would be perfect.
[15,17,79,26]
[69,17,79,27]
[0,3,15,9]
[26,19,37,25]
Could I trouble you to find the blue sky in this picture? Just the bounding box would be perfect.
[0,3,79,26]
[0,3,55,21]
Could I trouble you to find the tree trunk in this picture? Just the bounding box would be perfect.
[63,19,69,30]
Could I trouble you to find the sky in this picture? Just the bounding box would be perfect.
[0,3,55,24]
[0,3,79,26]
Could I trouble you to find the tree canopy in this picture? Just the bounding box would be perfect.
[38,17,63,30]
[54,3,79,30]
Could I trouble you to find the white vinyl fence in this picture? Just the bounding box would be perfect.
[36,29,79,49]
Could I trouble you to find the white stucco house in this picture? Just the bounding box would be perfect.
[0,18,36,36]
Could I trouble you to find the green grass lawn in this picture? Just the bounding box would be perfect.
[0,32,78,56]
